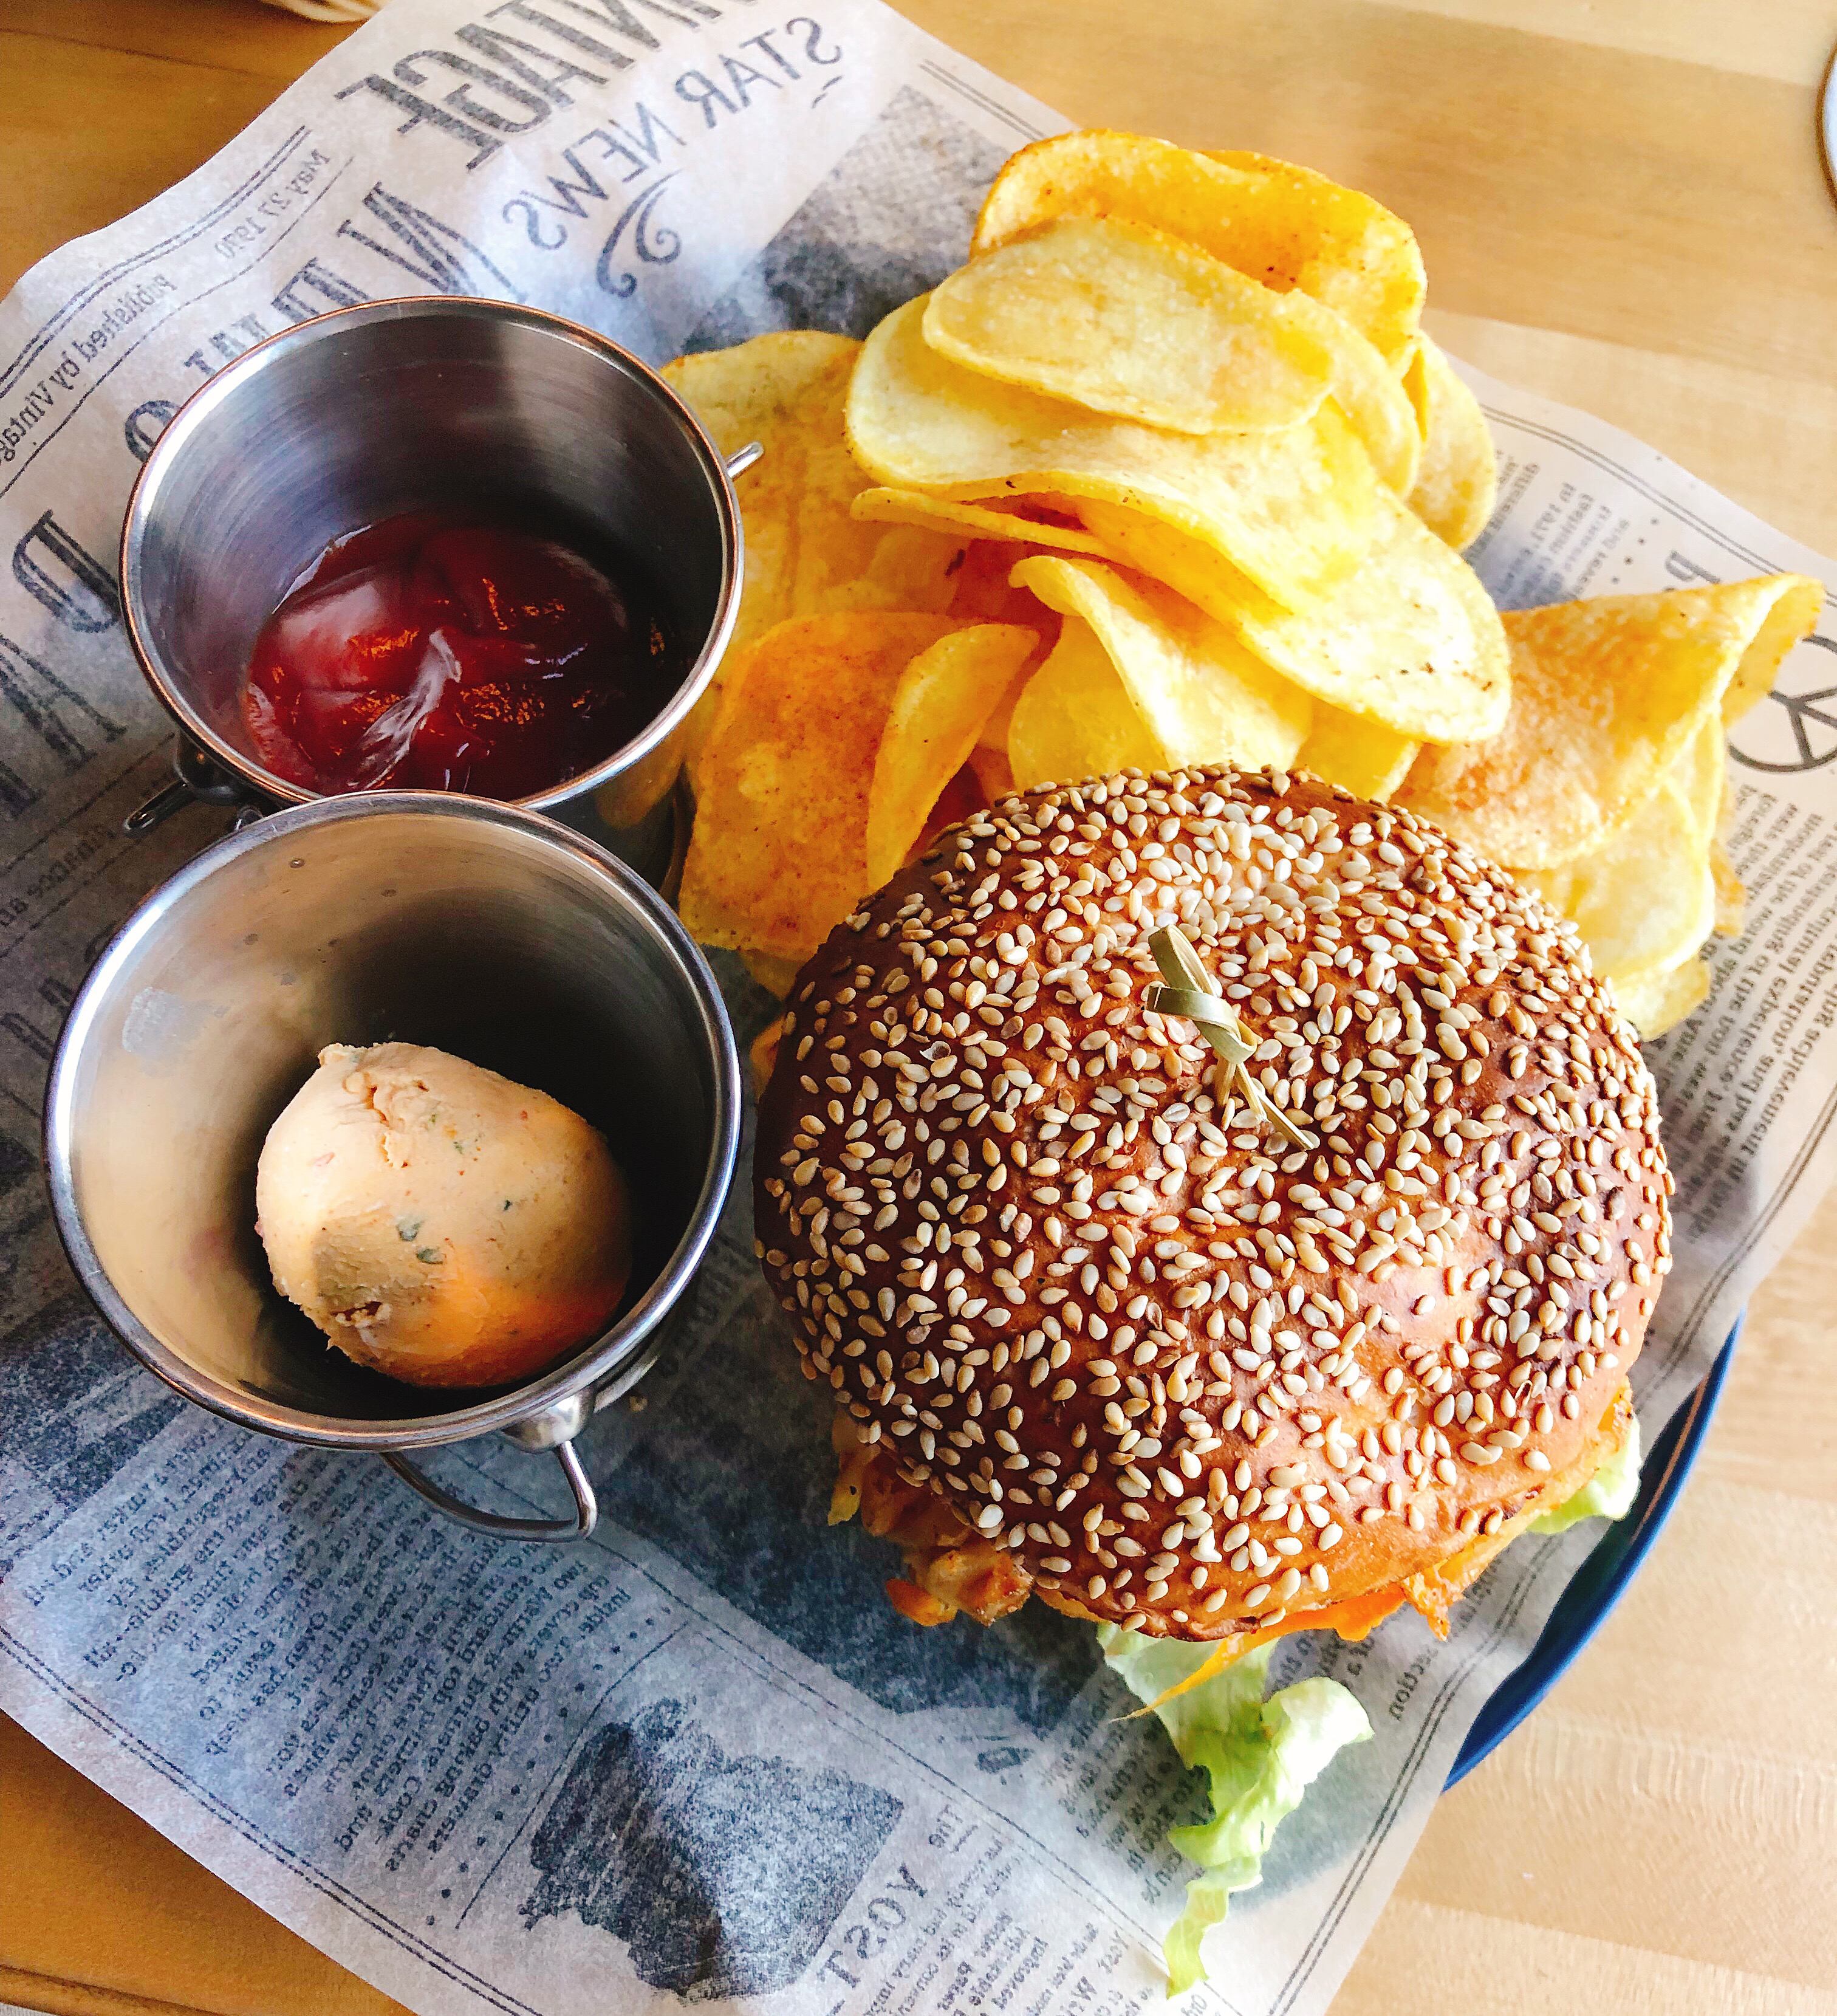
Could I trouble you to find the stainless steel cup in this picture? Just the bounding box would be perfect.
[118,297,753,846]
[44,793,741,1541]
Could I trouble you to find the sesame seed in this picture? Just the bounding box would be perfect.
[756,765,1669,1639]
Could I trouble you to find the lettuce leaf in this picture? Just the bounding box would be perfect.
[1529,1408,1642,1534]
[1099,1627,1371,1997]
[1094,1403,1641,1990]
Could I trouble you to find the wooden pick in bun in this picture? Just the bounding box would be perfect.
[754,764,1671,1647]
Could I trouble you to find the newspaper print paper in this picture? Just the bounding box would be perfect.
[1,4,1833,2012]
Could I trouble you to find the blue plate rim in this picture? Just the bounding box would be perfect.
[1446,1318,1740,1786]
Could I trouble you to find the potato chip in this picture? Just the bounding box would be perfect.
[679,612,963,964]
[1067,495,1259,597]
[748,1011,790,1091]
[1204,149,1425,364]
[1400,576,1823,868]
[865,624,1042,886]
[1298,706,1418,801]
[969,744,1016,802]
[945,539,1064,627]
[951,555,1053,629]
[669,338,968,625]
[1008,619,1166,790]
[1668,715,1750,934]
[913,762,988,859]
[1673,715,1725,840]
[833,523,975,614]
[1401,337,1497,549]
[1010,555,1314,775]
[796,443,963,619]
[1275,288,1421,496]
[1612,956,1711,1040]
[847,295,1379,609]
[977,640,1035,754]
[665,333,852,652]
[970,132,1424,362]
[1525,778,1713,982]
[1076,489,1509,742]
[916,264,1411,496]
[741,950,802,1000]
[853,487,1113,557]
[665,334,965,766]
[1718,573,1823,721]
[925,214,1333,434]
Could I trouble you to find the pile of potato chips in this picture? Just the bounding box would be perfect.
[1406,578,1818,1027]
[652,131,1819,1037]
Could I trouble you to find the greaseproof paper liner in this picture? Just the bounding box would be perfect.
[1,5,1831,2010]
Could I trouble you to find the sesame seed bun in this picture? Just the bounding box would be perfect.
[754,766,1671,1644]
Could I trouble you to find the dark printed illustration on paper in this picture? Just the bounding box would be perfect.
[524,1697,901,1997]
[688,86,1008,347]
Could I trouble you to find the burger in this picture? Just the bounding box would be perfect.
[754,763,1668,1659]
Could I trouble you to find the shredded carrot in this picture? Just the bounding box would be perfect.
[1119,1586,1412,1716]
[1280,1587,1408,1644]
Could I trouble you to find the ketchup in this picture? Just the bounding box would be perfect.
[241,512,674,800]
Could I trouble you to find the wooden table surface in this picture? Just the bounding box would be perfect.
[2,2,1835,2012]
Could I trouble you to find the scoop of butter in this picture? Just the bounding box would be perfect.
[256,1042,631,1388]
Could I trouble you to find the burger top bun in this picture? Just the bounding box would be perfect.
[754,765,1672,1644]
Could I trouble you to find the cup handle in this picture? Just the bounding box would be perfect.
[123,735,261,836]
[382,1436,598,1542]
[726,440,764,478]
[123,775,196,836]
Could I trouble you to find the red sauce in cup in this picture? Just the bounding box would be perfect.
[241,512,675,799]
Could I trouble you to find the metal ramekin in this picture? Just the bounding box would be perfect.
[45,793,741,1541]
[117,296,754,840]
